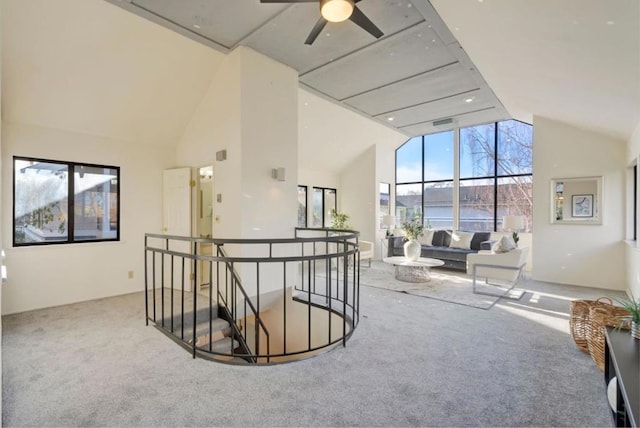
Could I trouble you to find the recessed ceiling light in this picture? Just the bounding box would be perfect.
[193,24,201,29]
[387,117,395,122]
[465,97,474,103]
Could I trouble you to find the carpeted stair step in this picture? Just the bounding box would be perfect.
[160,306,225,334]
[195,336,238,354]
[193,317,230,338]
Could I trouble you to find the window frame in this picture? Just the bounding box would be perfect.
[13,156,121,247]
[395,119,533,232]
[311,186,337,228]
[297,185,308,228]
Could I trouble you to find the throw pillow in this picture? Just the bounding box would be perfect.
[493,235,517,253]
[432,230,452,247]
[418,230,434,246]
[450,231,474,250]
[470,232,492,251]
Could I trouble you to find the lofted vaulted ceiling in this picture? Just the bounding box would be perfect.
[2,0,637,170]
[106,0,510,137]
[431,0,640,142]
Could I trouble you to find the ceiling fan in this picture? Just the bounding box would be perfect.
[260,0,383,45]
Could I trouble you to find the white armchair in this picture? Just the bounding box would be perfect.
[359,240,373,267]
[466,246,529,298]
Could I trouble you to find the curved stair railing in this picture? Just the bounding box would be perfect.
[144,228,361,364]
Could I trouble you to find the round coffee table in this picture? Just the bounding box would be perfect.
[382,256,445,283]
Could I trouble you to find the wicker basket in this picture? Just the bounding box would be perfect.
[587,305,630,371]
[569,297,613,353]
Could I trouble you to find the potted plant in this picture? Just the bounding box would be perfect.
[329,208,350,230]
[616,297,640,339]
[401,212,424,261]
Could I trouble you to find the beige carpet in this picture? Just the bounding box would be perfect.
[359,261,524,309]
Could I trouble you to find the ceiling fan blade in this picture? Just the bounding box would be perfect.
[349,6,383,39]
[305,16,328,45]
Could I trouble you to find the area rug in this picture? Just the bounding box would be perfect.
[358,261,525,310]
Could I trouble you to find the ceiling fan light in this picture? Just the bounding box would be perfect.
[320,0,354,23]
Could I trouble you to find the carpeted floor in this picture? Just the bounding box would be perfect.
[2,274,626,427]
[360,261,523,309]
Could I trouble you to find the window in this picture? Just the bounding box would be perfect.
[395,119,533,232]
[311,187,337,228]
[379,182,390,229]
[423,132,454,229]
[14,157,120,246]
[460,120,533,231]
[395,132,454,229]
[297,185,307,228]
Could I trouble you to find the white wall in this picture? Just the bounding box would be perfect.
[177,47,299,298]
[625,121,640,298]
[1,121,175,314]
[177,47,298,241]
[340,146,377,246]
[177,48,243,238]
[533,116,626,289]
[375,141,400,258]
[239,47,298,240]
[298,169,339,191]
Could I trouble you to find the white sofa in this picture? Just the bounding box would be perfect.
[466,246,529,296]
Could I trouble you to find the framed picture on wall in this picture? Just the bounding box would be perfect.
[572,194,594,218]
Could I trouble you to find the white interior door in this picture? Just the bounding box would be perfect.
[163,168,192,291]
[163,168,191,236]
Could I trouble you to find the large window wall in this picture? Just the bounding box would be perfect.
[395,119,533,232]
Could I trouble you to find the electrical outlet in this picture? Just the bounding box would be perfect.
[128,270,134,279]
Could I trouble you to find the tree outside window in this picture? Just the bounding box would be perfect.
[395,120,532,232]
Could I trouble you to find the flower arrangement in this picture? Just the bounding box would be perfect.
[401,212,424,241]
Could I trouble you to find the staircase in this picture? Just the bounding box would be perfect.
[159,306,249,363]
[145,231,360,364]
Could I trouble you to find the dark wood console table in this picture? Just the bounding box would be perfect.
[605,327,640,427]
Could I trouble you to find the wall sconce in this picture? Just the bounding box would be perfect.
[271,167,285,182]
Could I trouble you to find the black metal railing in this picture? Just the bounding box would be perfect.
[144,228,361,364]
